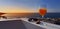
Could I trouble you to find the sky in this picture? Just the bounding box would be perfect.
[0,0,60,13]
[47,0,60,12]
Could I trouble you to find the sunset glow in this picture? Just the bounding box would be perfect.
[0,6,38,13]
[0,0,59,13]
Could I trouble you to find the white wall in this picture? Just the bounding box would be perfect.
[22,21,45,29]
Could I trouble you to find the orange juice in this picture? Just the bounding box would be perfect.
[39,8,47,16]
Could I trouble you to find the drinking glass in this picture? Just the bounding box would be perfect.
[39,8,47,18]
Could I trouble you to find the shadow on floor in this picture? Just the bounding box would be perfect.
[0,20,27,29]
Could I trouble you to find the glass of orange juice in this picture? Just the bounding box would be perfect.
[39,8,47,18]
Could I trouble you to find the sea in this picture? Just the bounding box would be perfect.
[3,13,60,18]
[34,13,60,18]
